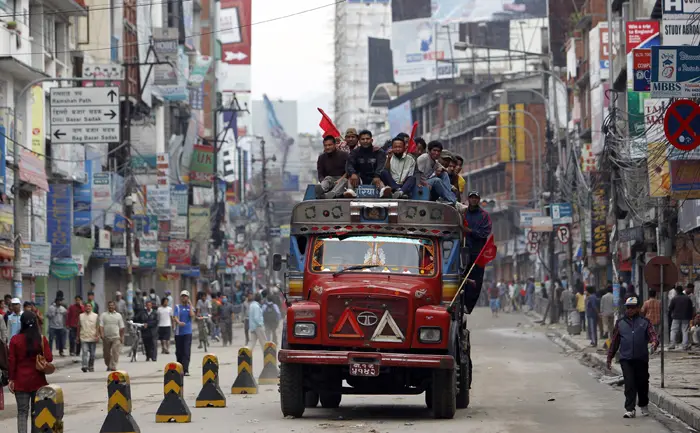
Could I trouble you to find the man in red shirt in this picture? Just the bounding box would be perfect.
[66,296,85,357]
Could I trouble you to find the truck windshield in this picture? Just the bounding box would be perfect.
[310,235,436,276]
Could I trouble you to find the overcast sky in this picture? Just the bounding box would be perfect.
[251,0,335,133]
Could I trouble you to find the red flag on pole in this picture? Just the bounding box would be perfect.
[406,121,419,154]
[474,234,497,268]
[318,108,341,138]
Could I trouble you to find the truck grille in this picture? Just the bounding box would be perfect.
[326,296,409,343]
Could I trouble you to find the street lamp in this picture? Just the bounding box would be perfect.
[485,124,537,203]
[488,110,543,195]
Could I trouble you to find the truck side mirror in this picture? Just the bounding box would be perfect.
[272,253,285,271]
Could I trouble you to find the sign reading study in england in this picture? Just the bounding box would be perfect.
[651,46,700,98]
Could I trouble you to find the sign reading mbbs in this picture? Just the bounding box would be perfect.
[651,46,700,98]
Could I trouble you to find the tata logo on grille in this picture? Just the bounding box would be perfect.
[357,311,378,327]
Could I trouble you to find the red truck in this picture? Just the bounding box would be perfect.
[272,198,476,419]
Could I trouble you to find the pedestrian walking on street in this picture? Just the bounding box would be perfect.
[87,288,100,314]
[114,291,127,320]
[78,302,99,372]
[247,293,268,357]
[262,294,282,345]
[607,296,659,418]
[641,290,661,335]
[47,298,67,357]
[668,285,694,350]
[157,298,172,355]
[7,299,22,340]
[575,286,586,332]
[141,301,158,362]
[66,296,84,357]
[8,311,52,433]
[99,301,125,371]
[242,293,252,345]
[173,290,194,376]
[561,287,574,326]
[600,286,615,339]
[586,286,599,347]
[220,295,235,346]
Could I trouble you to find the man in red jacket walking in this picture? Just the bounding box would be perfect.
[66,296,85,357]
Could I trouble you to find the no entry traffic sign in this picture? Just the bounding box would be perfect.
[664,99,700,152]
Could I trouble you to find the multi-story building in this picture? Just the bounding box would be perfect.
[334,0,391,131]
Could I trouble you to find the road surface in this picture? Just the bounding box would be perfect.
[0,308,690,433]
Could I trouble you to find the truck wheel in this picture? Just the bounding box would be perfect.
[280,363,305,418]
[456,361,470,409]
[305,391,319,408]
[319,393,342,408]
[431,368,456,419]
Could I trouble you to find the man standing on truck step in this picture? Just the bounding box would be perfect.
[343,129,389,198]
[380,135,417,198]
[462,191,492,312]
[315,135,349,199]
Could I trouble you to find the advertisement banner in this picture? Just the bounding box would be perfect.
[590,172,610,257]
[627,92,649,159]
[633,49,652,91]
[647,141,671,197]
[146,185,171,220]
[0,203,12,241]
[168,240,191,266]
[30,85,44,156]
[662,19,700,45]
[519,209,542,228]
[170,184,188,216]
[155,46,190,102]
[589,22,610,87]
[74,157,92,234]
[590,83,610,154]
[430,0,547,23]
[189,84,204,110]
[670,160,700,199]
[188,55,212,87]
[153,28,179,85]
[651,45,700,98]
[92,172,111,210]
[156,153,170,186]
[498,104,526,162]
[188,206,210,239]
[625,21,660,89]
[220,0,251,65]
[48,184,72,258]
[19,148,48,191]
[391,18,457,84]
[170,216,187,239]
[30,242,51,275]
[139,233,158,268]
[189,144,214,187]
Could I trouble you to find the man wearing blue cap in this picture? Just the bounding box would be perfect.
[607,296,659,418]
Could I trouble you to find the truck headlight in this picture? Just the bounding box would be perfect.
[294,322,316,338]
[419,327,441,343]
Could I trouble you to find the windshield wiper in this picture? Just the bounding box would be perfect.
[333,265,380,277]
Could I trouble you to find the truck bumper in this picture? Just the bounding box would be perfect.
[278,349,454,369]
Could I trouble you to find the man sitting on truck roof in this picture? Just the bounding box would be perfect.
[343,129,389,198]
[416,141,459,205]
[315,135,349,199]
[380,135,417,199]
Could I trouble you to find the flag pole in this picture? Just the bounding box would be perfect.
[448,261,478,309]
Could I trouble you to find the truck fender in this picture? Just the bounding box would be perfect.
[447,319,458,361]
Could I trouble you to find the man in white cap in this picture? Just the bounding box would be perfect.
[607,296,659,418]
[172,290,195,376]
[7,298,22,339]
[114,291,127,319]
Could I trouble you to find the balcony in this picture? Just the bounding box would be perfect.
[0,22,49,81]
[445,103,499,140]
[43,0,88,16]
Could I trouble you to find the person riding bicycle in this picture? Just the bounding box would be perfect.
[262,295,282,346]
[195,292,212,349]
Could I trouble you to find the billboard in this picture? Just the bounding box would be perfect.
[625,21,660,90]
[388,100,413,137]
[431,0,547,23]
[251,96,299,187]
[589,22,610,87]
[219,0,251,65]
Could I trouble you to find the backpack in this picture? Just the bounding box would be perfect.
[263,302,278,327]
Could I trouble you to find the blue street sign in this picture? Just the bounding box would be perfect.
[550,203,573,225]
[651,45,700,98]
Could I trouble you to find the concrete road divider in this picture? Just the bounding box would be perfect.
[231,347,258,394]
[258,342,280,385]
[100,371,141,433]
[156,362,192,423]
[33,384,64,433]
[196,354,226,407]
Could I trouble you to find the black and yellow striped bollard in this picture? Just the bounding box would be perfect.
[195,353,226,407]
[99,371,141,433]
[231,347,258,394]
[155,362,191,423]
[258,342,280,385]
[33,384,64,433]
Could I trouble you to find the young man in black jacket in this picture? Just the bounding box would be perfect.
[315,135,348,199]
[343,130,389,198]
[668,285,695,350]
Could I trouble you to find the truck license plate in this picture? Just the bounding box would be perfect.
[349,363,379,377]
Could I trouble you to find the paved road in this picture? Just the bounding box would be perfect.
[0,309,690,433]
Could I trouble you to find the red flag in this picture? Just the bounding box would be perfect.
[474,234,497,268]
[318,108,341,138]
[406,121,419,154]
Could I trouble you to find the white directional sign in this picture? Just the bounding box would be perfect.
[49,87,120,144]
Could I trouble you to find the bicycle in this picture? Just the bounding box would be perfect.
[127,320,146,362]
[197,315,211,352]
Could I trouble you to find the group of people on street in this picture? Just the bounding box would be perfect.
[315,129,470,208]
